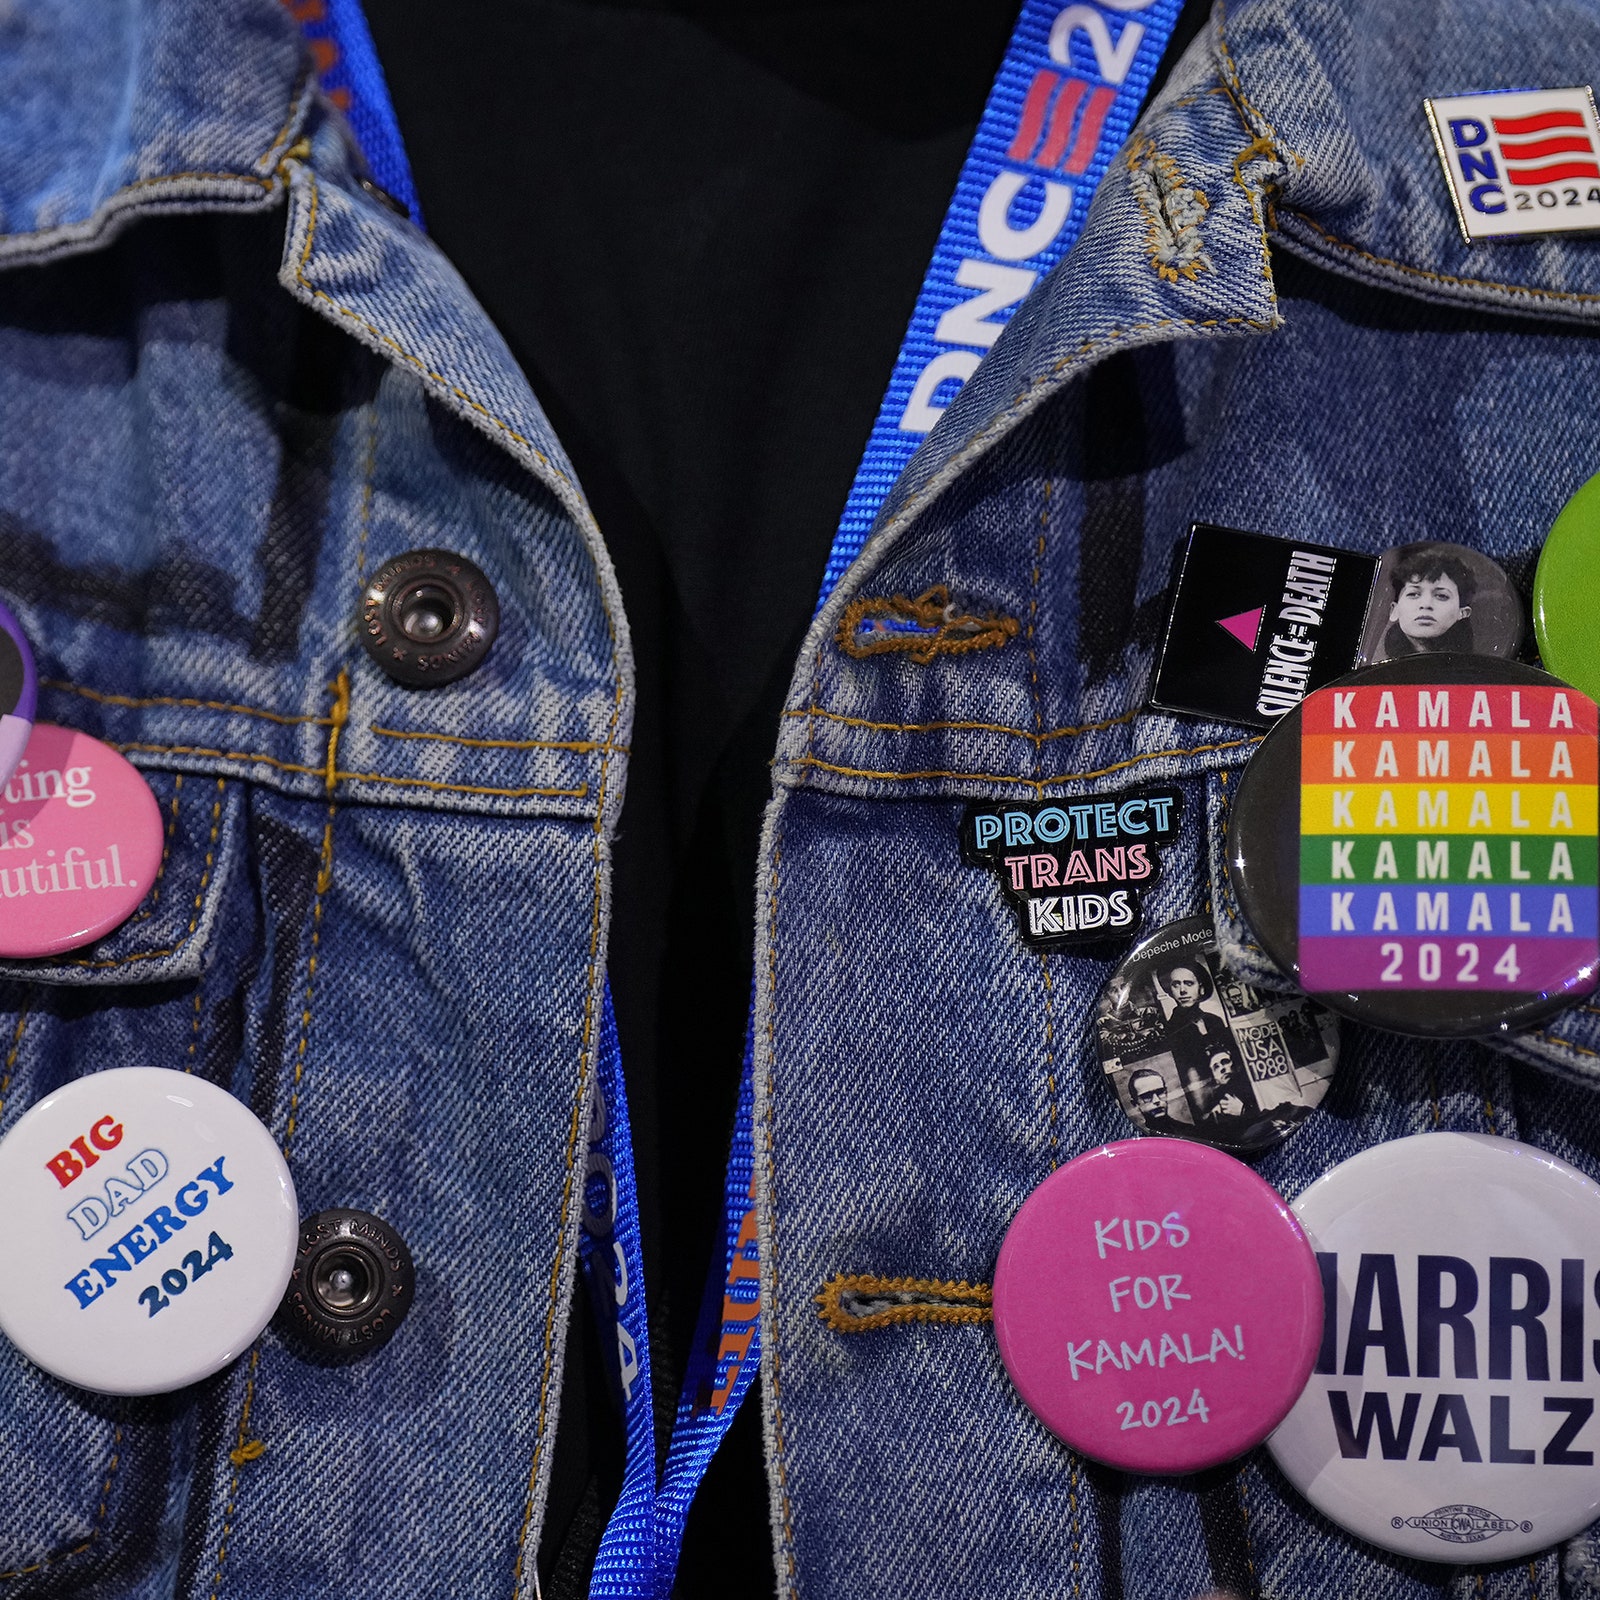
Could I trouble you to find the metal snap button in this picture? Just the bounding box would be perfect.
[282,1208,413,1356]
[359,550,499,688]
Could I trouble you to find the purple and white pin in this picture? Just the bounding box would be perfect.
[0,600,36,791]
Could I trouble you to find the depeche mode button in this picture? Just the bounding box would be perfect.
[1097,916,1339,1156]
[1355,542,1524,668]
[1226,655,1599,1037]
[0,1068,298,1395]
[0,599,36,791]
[0,724,164,958]
[1149,524,1378,729]
[1269,1133,1600,1564]
[993,1140,1323,1474]
[281,1208,414,1358]
[1536,471,1600,703]
[359,549,499,688]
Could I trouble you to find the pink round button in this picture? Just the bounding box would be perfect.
[0,724,163,957]
[994,1140,1323,1474]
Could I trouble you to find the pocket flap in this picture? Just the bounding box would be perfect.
[0,772,241,987]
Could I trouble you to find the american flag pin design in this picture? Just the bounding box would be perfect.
[1425,87,1600,242]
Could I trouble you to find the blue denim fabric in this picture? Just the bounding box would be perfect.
[0,1,630,1594]
[758,1,1600,1596]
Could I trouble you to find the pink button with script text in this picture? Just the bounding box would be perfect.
[0,725,163,958]
[994,1140,1323,1474]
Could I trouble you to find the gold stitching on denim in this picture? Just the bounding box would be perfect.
[1280,209,1600,308]
[45,680,330,726]
[1532,1030,1600,1059]
[1128,137,1213,283]
[207,1347,263,1600]
[179,782,227,1072]
[60,781,227,970]
[782,706,1141,743]
[788,737,1261,792]
[281,804,336,1158]
[837,585,1021,664]
[283,158,623,1587]
[124,772,184,927]
[0,999,31,1123]
[323,671,350,794]
[289,170,576,496]
[107,743,588,801]
[0,71,311,246]
[1237,1463,1261,1598]
[511,485,629,1600]
[335,769,586,799]
[815,1273,994,1332]
[1213,1,1303,170]
[764,826,800,1586]
[370,725,618,754]
[795,309,1275,759]
[1067,1445,1083,1598]
[255,67,314,172]
[0,1423,123,1580]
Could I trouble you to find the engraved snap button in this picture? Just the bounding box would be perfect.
[282,1208,413,1356]
[359,550,499,688]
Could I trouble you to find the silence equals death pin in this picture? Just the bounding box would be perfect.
[962,787,1181,948]
[1149,525,1379,730]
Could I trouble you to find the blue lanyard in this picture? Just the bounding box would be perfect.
[297,2,1181,1592]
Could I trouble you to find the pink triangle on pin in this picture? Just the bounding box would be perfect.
[1216,605,1264,650]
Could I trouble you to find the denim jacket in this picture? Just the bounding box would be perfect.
[8,0,1600,1597]
[756,1,1600,1597]
[0,1,630,1593]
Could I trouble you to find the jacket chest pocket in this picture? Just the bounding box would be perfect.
[0,767,248,1586]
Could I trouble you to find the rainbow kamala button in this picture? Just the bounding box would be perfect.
[1229,656,1600,1036]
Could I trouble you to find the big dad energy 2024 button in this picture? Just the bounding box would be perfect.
[0,1068,298,1395]
[1269,1133,1600,1563]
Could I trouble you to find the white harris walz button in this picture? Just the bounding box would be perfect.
[0,1068,298,1395]
[1268,1133,1600,1563]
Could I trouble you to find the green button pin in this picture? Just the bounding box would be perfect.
[1537,470,1600,699]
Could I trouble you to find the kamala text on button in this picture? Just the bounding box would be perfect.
[0,1067,298,1395]
[1269,1133,1600,1564]
[1226,655,1600,1037]
[993,1140,1322,1474]
[0,724,164,957]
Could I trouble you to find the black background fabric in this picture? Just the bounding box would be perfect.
[361,3,1204,1590]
